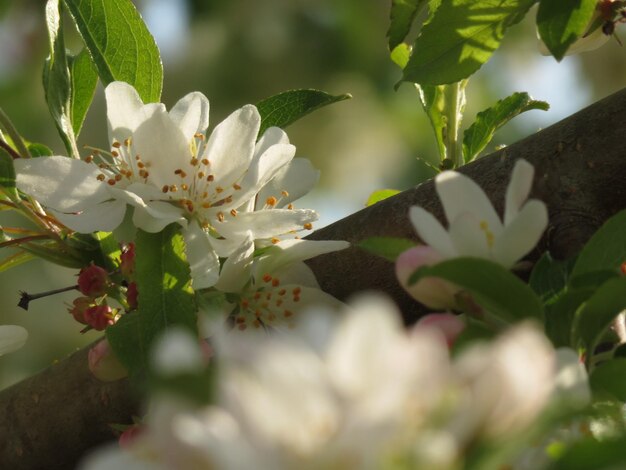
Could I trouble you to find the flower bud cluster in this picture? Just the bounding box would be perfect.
[67,243,139,332]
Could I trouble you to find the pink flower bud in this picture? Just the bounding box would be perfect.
[395,246,459,309]
[88,339,128,382]
[415,313,465,348]
[78,264,110,297]
[118,424,143,448]
[126,282,138,311]
[120,243,136,279]
[68,297,93,324]
[84,304,115,331]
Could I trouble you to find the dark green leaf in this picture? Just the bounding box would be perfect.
[544,287,594,347]
[93,231,122,272]
[256,89,351,136]
[537,0,597,61]
[410,257,544,322]
[572,277,626,354]
[0,147,17,199]
[358,236,416,262]
[388,0,427,50]
[403,0,535,85]
[63,0,163,103]
[462,92,549,162]
[529,252,575,304]
[366,189,401,206]
[571,208,626,278]
[107,225,196,374]
[27,142,54,157]
[69,49,97,135]
[590,358,626,401]
[547,436,626,470]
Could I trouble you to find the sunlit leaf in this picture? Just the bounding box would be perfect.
[366,189,401,206]
[358,236,416,262]
[69,48,97,135]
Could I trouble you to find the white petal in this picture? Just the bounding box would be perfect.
[15,156,109,211]
[409,206,457,258]
[566,27,610,55]
[0,325,28,356]
[152,328,205,374]
[254,127,289,158]
[78,444,162,470]
[256,158,320,209]
[183,221,220,289]
[436,171,501,234]
[51,200,127,233]
[448,212,490,258]
[492,199,548,268]
[257,239,349,275]
[105,81,164,143]
[203,105,260,190]
[217,209,318,240]
[169,91,210,140]
[131,201,187,233]
[504,159,534,225]
[215,235,255,293]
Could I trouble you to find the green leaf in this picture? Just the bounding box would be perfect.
[572,277,626,355]
[529,252,575,304]
[0,251,35,273]
[63,0,163,103]
[462,92,549,162]
[544,286,594,347]
[590,358,626,401]
[366,189,401,206]
[107,225,197,374]
[390,43,412,69]
[0,147,17,199]
[43,0,79,158]
[537,0,597,61]
[27,142,54,157]
[571,208,626,278]
[417,84,447,160]
[410,257,544,322]
[403,0,535,85]
[547,436,626,470]
[256,89,351,136]
[69,48,97,135]
[388,0,427,50]
[93,231,122,272]
[358,236,416,262]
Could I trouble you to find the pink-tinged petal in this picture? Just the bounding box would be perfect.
[492,199,548,268]
[448,212,491,258]
[256,158,320,210]
[215,235,255,293]
[51,200,127,233]
[436,171,501,234]
[15,156,109,212]
[183,221,220,289]
[414,313,465,348]
[0,325,28,356]
[409,206,457,258]
[169,91,210,140]
[203,105,260,190]
[217,209,318,241]
[88,339,128,382]
[504,159,534,225]
[396,246,460,309]
[105,81,164,142]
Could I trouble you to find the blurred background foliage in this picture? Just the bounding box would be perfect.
[0,0,624,390]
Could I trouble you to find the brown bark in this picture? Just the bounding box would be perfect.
[1,87,626,469]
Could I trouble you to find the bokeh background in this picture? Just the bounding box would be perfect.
[1,0,625,389]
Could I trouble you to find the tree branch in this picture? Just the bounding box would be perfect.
[2,88,626,469]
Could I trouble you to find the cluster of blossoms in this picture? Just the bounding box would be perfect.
[80,296,590,470]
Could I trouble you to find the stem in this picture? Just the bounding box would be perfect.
[0,107,32,159]
[0,138,21,160]
[443,80,467,168]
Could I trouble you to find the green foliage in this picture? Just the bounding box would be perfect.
[403,0,535,85]
[27,142,54,157]
[68,49,98,135]
[256,89,352,136]
[571,209,626,279]
[365,189,401,206]
[63,0,163,103]
[358,236,416,262]
[0,147,17,199]
[529,252,575,304]
[544,287,594,347]
[107,225,197,375]
[547,436,626,470]
[462,92,549,163]
[388,0,427,50]
[417,84,448,161]
[0,251,35,273]
[590,358,626,401]
[537,0,597,61]
[409,257,544,322]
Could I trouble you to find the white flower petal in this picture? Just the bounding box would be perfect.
[504,159,534,225]
[51,200,127,232]
[0,325,28,356]
[254,126,290,157]
[256,158,320,209]
[409,206,457,258]
[492,199,548,268]
[169,91,210,141]
[131,202,187,233]
[203,105,260,190]
[215,235,255,293]
[183,221,220,289]
[257,239,350,276]
[15,156,109,211]
[436,171,501,234]
[152,329,205,374]
[448,212,490,259]
[218,209,318,241]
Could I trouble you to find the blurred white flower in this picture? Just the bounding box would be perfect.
[409,159,548,269]
[16,82,318,288]
[0,324,28,356]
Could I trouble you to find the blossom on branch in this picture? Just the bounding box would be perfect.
[0,324,28,356]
